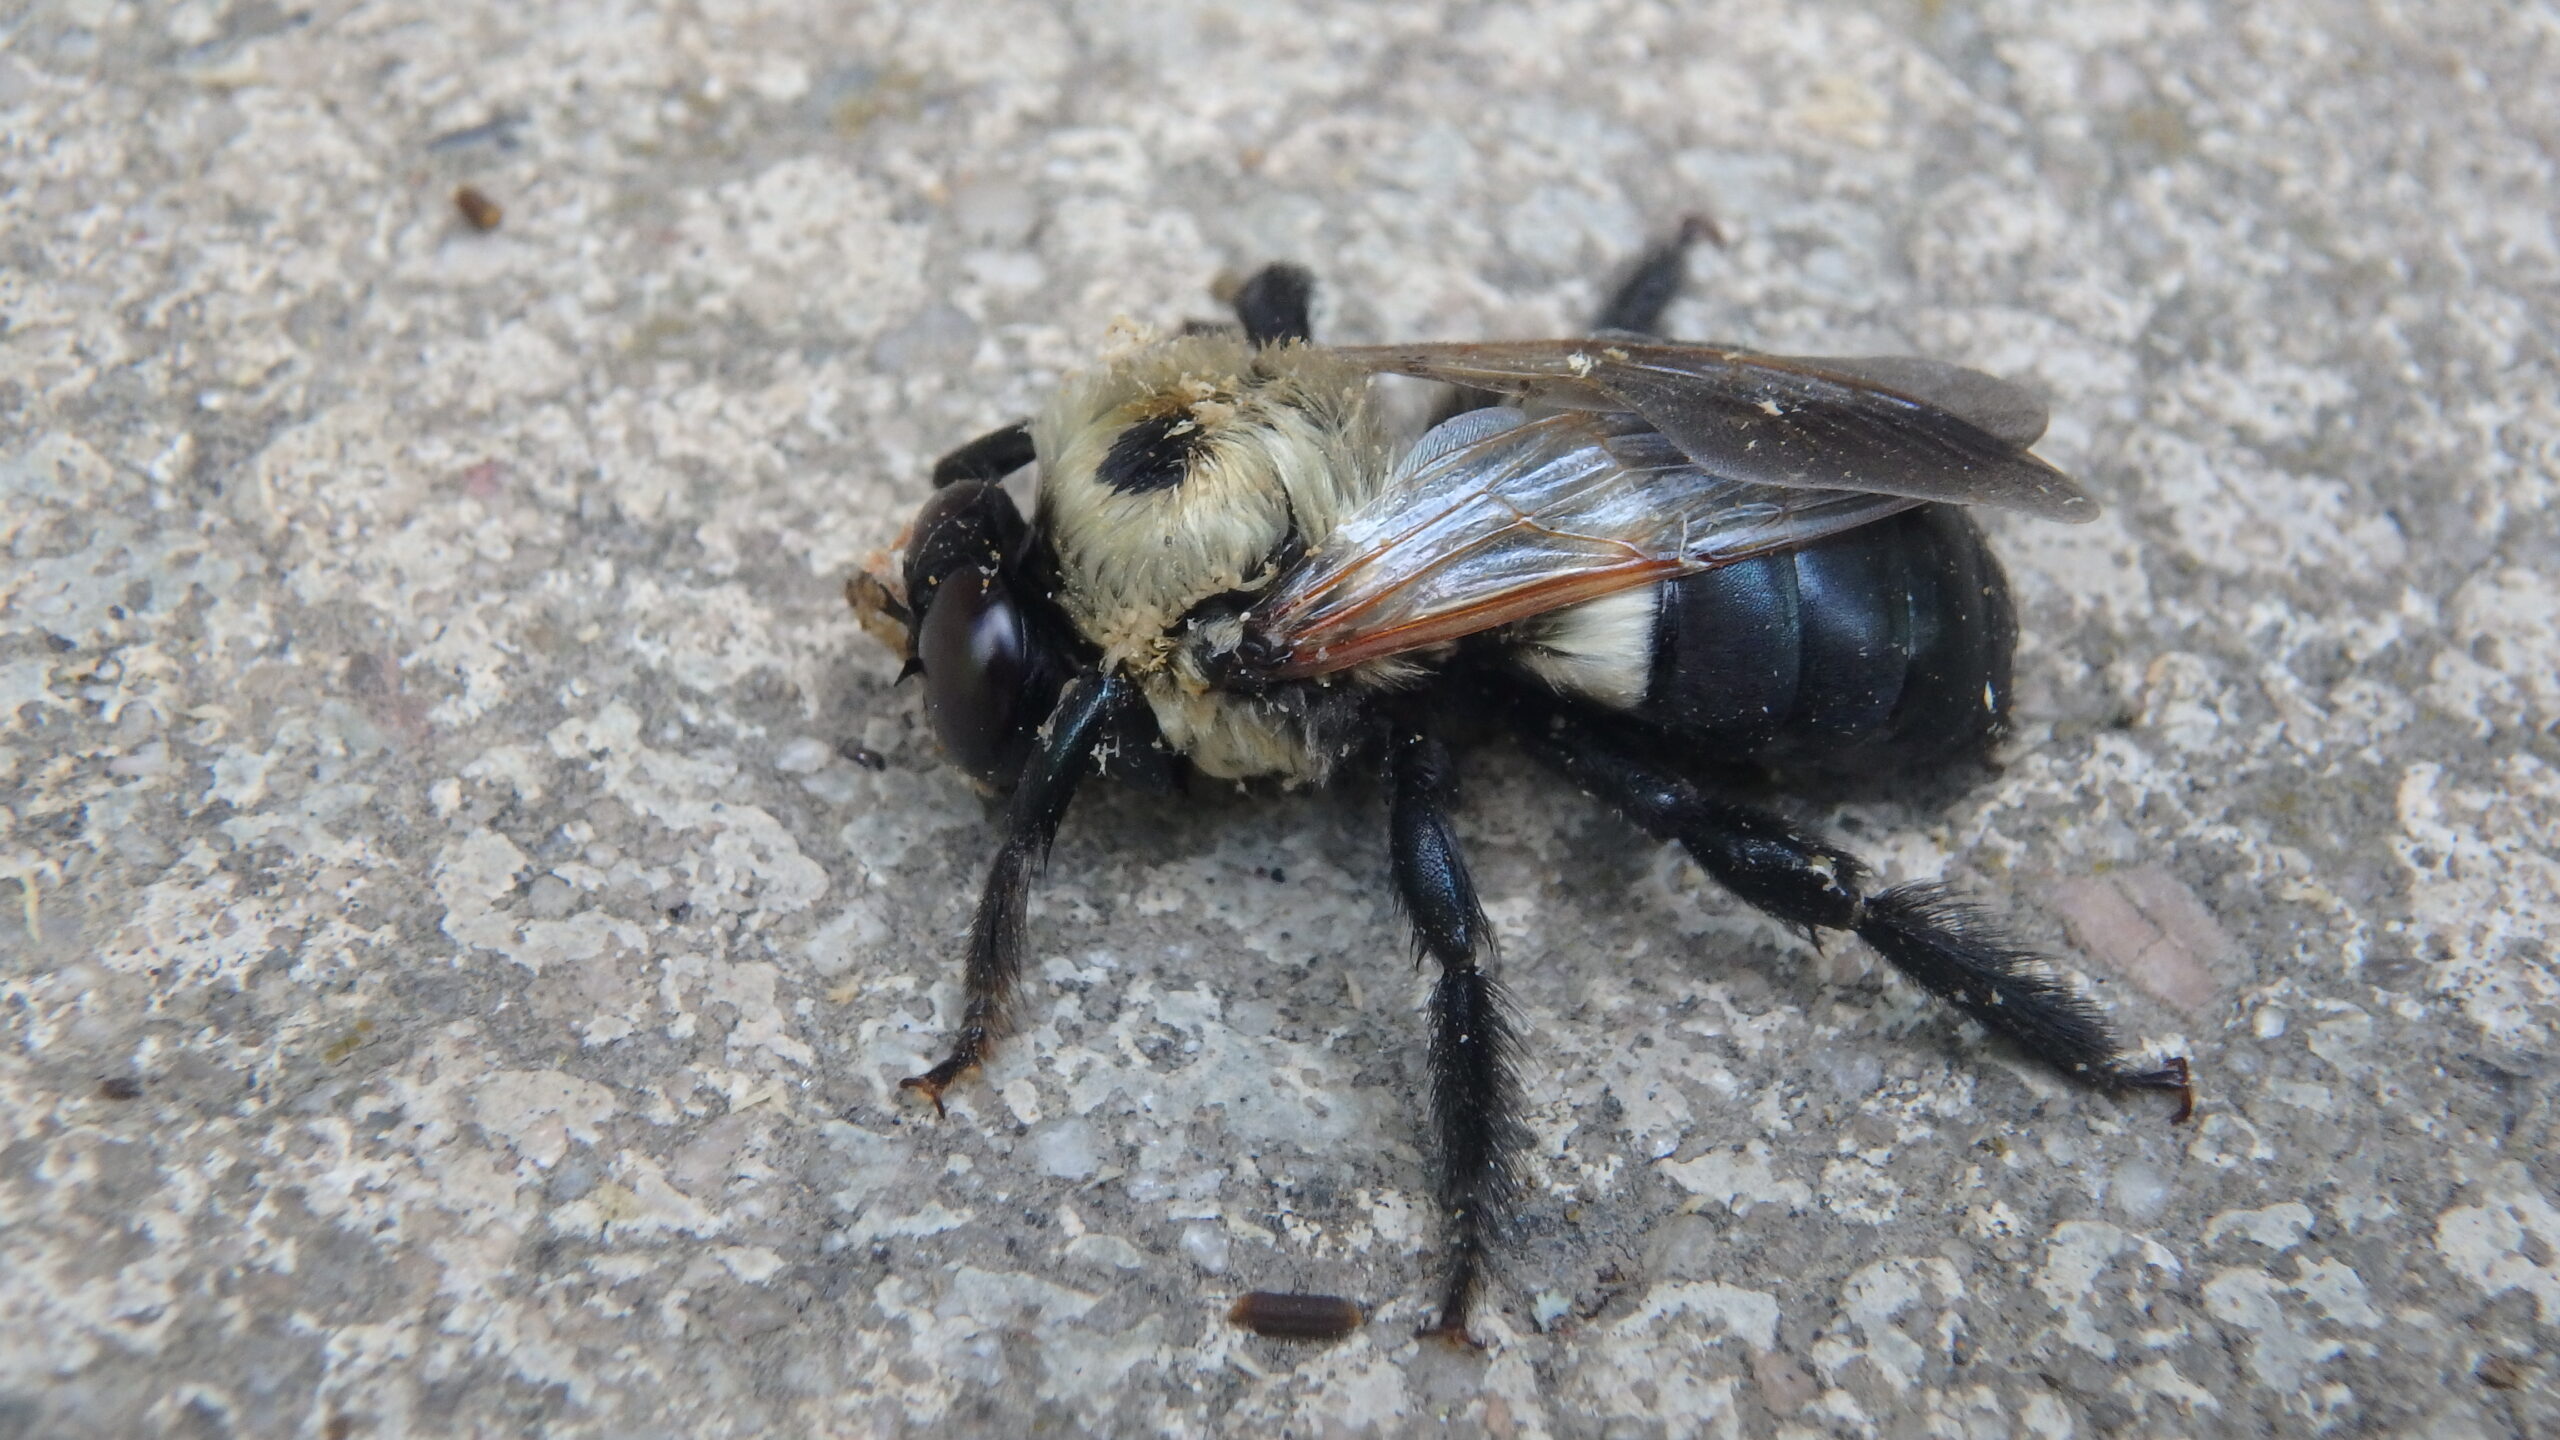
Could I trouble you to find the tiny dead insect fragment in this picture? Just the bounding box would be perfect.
[2475,1355,2529,1390]
[847,225,2196,1345]
[453,184,502,232]
[1230,1291,1366,1341]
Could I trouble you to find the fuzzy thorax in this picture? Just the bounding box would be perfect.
[1035,334,1387,675]
[1034,333,1392,782]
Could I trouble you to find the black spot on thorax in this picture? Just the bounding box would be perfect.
[1097,412,1210,494]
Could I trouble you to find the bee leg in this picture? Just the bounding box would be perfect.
[900,670,1130,1115]
[1232,262,1316,347]
[1388,730,1526,1348]
[1591,213,1725,338]
[1427,215,1732,426]
[1520,716,2195,1119]
[930,420,1037,489]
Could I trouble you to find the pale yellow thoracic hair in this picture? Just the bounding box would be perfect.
[1032,332,1393,783]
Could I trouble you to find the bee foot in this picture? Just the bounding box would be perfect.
[1415,1319,1488,1352]
[899,1058,975,1119]
[2120,1055,2195,1125]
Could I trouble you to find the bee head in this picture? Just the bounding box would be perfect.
[900,479,1071,786]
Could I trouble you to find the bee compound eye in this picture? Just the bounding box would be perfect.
[917,566,1032,782]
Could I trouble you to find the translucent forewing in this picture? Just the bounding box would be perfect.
[1242,410,1916,680]
[1332,341,2089,520]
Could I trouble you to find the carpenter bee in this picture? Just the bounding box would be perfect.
[848,229,2192,1345]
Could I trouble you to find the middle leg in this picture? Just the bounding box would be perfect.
[1388,728,1526,1346]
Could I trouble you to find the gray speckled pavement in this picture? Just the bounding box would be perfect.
[5,2,2557,1436]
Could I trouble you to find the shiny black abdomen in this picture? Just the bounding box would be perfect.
[1639,505,2016,779]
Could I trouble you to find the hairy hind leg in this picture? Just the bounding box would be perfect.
[1388,729,1527,1346]
[1518,708,2193,1118]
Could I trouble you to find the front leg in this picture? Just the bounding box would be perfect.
[930,420,1036,489]
[1388,729,1526,1347]
[902,670,1131,1113]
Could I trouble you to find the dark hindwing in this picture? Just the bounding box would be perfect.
[1240,341,2087,681]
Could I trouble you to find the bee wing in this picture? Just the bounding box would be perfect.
[1333,340,2084,519]
[1241,408,1917,680]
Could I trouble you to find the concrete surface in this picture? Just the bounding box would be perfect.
[4,1,2557,1435]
